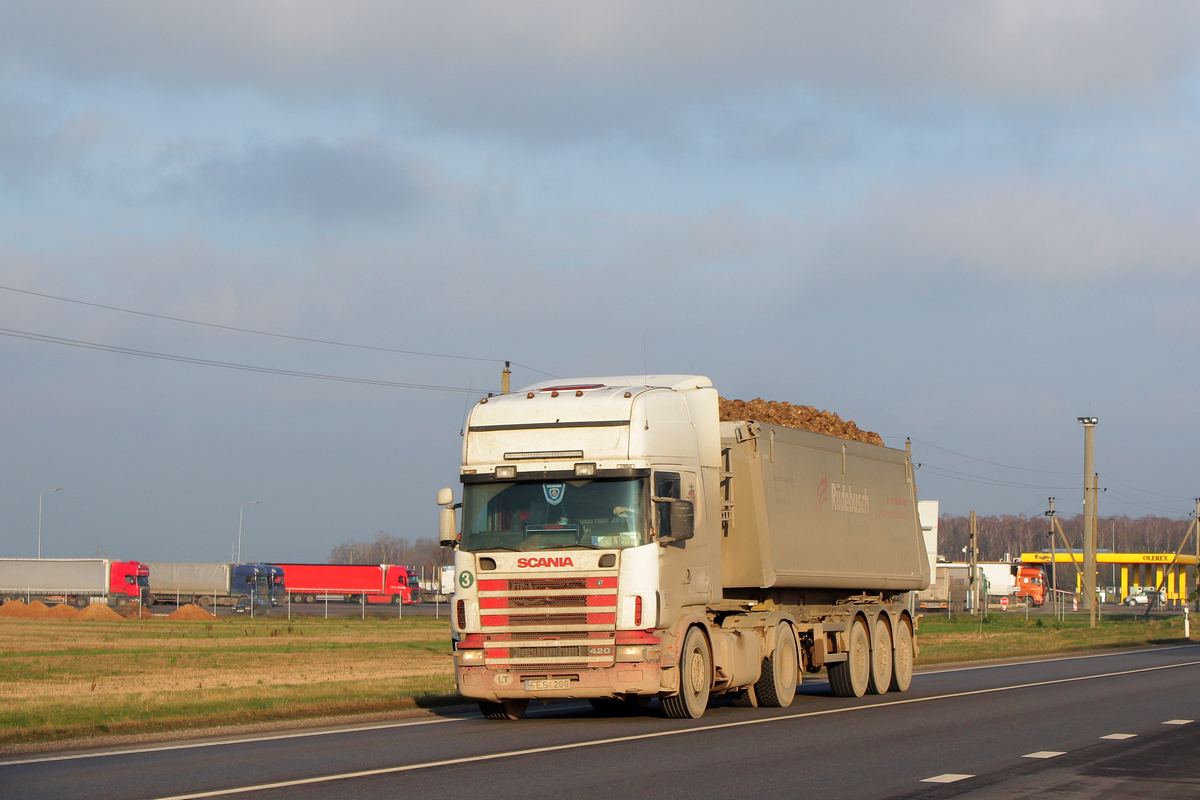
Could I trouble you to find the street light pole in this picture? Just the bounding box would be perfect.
[237,501,262,563]
[38,487,62,559]
[1078,416,1098,628]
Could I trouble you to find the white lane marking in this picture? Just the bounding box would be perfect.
[140,658,1200,800]
[921,774,974,783]
[0,716,461,767]
[918,643,1200,676]
[1100,733,1136,740]
[1164,719,1194,725]
[1023,751,1066,758]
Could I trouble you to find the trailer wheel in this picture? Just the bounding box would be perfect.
[754,623,798,707]
[662,627,711,719]
[479,700,528,720]
[197,596,212,608]
[305,594,315,604]
[828,617,870,698]
[890,618,914,693]
[867,617,892,695]
[73,596,89,609]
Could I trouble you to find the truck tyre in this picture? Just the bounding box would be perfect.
[479,699,528,720]
[197,596,212,608]
[662,627,711,719]
[890,619,914,692]
[828,617,870,698]
[867,617,892,695]
[754,623,798,707]
[391,595,402,604]
[305,594,315,604]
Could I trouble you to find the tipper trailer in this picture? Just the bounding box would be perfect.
[0,558,149,607]
[270,563,419,604]
[438,375,930,720]
[145,562,274,607]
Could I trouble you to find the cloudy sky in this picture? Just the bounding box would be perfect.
[3,2,1199,563]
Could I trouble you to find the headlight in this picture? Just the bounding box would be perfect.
[455,649,485,666]
[616,645,646,662]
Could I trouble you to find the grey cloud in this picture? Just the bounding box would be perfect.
[0,102,101,188]
[1,2,1197,144]
[826,179,1200,285]
[167,138,425,223]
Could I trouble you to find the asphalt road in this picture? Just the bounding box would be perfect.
[4,643,1199,800]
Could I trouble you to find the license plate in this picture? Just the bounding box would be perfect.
[525,679,570,691]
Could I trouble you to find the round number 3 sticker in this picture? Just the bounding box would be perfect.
[458,571,475,589]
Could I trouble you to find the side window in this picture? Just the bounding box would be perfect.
[654,472,681,500]
[654,472,681,536]
[125,575,135,585]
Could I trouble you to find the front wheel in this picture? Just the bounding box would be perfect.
[754,623,799,707]
[392,595,402,604]
[662,627,711,719]
[479,700,528,720]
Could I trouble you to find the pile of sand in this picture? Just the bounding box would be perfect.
[46,603,81,619]
[77,603,123,621]
[26,600,51,617]
[116,602,156,619]
[167,603,218,621]
[719,397,884,446]
[0,599,36,618]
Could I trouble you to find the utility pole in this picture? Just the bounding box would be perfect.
[969,510,978,615]
[1195,498,1200,613]
[1094,472,1101,620]
[1047,498,1058,617]
[1078,417,1098,628]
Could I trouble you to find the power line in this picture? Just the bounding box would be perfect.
[908,438,1075,476]
[914,462,1077,491]
[0,283,557,378]
[0,326,476,393]
[1097,472,1195,502]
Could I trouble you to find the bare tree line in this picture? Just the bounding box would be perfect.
[328,531,452,575]
[936,514,1195,562]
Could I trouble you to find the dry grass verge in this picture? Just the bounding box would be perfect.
[0,615,454,747]
[915,612,1192,664]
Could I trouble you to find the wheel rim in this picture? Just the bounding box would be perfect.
[688,648,706,694]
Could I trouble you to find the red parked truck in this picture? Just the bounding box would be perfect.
[0,558,150,607]
[269,563,419,604]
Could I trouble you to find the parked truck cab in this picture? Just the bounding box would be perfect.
[439,375,929,720]
[110,561,151,605]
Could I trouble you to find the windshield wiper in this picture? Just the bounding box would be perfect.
[538,543,601,550]
[474,546,521,552]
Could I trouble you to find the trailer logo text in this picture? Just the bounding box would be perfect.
[516,557,575,568]
[819,477,870,515]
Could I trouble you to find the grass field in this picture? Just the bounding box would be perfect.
[915,611,1192,663]
[0,610,1193,748]
[0,614,454,747]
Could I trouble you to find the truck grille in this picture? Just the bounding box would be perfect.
[478,572,617,668]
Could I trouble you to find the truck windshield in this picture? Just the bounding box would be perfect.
[461,478,648,552]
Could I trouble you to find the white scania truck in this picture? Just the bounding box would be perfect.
[437,375,929,720]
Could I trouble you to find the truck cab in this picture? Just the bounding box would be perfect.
[110,561,151,605]
[1013,564,1046,607]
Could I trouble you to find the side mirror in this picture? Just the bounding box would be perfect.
[669,499,695,541]
[655,498,695,543]
[439,506,459,548]
[436,487,455,506]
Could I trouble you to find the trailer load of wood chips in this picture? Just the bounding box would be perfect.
[718,397,884,446]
